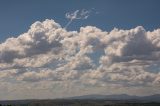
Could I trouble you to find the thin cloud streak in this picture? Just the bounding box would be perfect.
[65,9,92,29]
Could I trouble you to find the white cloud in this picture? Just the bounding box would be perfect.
[0,19,160,99]
[65,9,92,28]
[65,9,91,20]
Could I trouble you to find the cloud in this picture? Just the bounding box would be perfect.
[65,9,92,28]
[0,19,63,63]
[0,19,160,99]
[65,9,91,20]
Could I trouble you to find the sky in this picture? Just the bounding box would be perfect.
[1,0,160,42]
[0,0,160,100]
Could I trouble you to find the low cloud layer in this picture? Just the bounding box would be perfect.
[0,19,160,99]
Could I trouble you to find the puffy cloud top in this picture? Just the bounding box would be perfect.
[0,19,160,99]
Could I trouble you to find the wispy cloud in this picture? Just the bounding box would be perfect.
[65,9,92,29]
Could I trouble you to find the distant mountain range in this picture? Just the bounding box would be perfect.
[0,94,160,105]
[68,94,160,102]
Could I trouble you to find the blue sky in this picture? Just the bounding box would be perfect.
[0,0,160,42]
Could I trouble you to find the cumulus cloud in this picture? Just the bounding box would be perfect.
[0,19,160,99]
